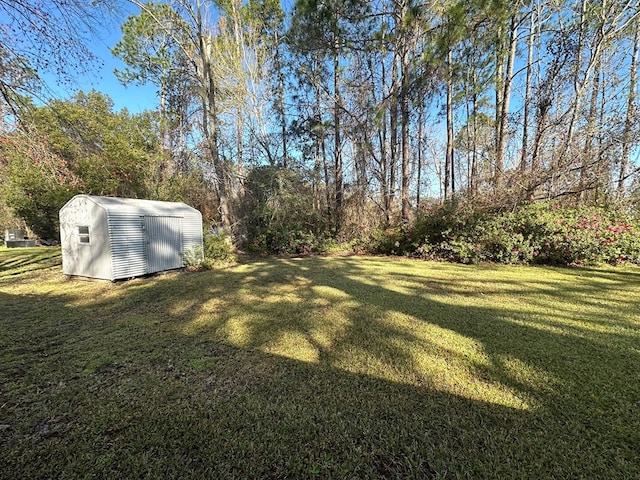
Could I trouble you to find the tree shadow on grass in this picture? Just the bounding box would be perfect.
[0,257,639,479]
[0,247,61,279]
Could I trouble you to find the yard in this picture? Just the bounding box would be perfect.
[1,247,639,478]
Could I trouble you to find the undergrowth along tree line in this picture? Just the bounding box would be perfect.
[369,201,640,266]
[1,1,640,266]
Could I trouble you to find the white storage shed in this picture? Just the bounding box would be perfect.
[60,195,203,280]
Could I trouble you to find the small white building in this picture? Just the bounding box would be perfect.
[60,195,203,280]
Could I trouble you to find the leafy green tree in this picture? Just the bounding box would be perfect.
[0,91,160,238]
[0,128,82,239]
[112,2,194,175]
[289,0,373,232]
[114,1,255,230]
[25,91,157,197]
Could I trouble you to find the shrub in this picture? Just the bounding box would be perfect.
[182,244,206,271]
[369,201,640,266]
[247,227,336,255]
[204,231,236,265]
[527,205,640,265]
[240,166,332,255]
[367,228,403,256]
[473,213,536,264]
[183,232,236,270]
[435,233,480,264]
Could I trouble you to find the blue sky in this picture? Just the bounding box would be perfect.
[39,4,159,115]
[59,45,159,115]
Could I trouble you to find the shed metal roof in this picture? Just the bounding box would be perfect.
[65,195,199,216]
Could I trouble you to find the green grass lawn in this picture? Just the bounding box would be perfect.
[1,247,639,479]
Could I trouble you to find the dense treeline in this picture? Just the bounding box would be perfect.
[0,92,218,239]
[1,0,639,264]
[111,0,640,230]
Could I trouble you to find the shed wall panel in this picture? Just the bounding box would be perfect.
[60,195,204,280]
[144,216,183,273]
[108,214,147,279]
[60,197,112,280]
[182,212,204,254]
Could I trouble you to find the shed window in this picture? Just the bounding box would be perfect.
[78,226,90,244]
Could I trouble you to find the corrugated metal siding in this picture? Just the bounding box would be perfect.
[89,207,113,280]
[61,195,203,280]
[182,211,204,254]
[108,213,147,280]
[144,216,183,273]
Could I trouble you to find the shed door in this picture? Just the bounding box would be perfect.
[144,216,183,273]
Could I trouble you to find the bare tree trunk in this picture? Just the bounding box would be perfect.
[594,68,608,203]
[579,55,601,202]
[530,53,560,176]
[465,62,479,198]
[378,53,390,225]
[333,48,343,233]
[274,38,288,168]
[530,94,551,187]
[471,71,479,197]
[495,15,519,190]
[400,34,411,223]
[618,22,639,198]
[416,105,423,207]
[445,49,454,200]
[195,5,230,229]
[236,105,244,197]
[389,53,399,213]
[520,6,536,172]
[464,78,472,195]
[494,22,504,188]
[313,114,321,213]
[562,0,587,165]
[314,62,331,220]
